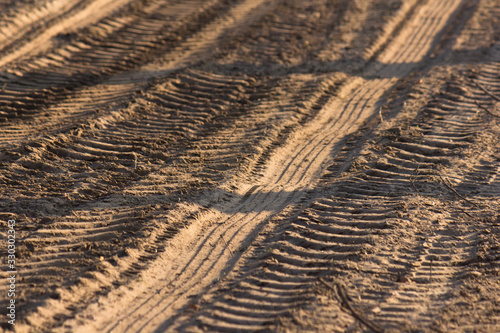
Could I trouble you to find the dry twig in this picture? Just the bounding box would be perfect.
[219,234,234,255]
[410,166,421,195]
[437,173,479,208]
[472,79,500,101]
[457,206,474,218]
[474,101,500,118]
[318,277,385,333]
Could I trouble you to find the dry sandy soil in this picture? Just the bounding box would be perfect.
[0,0,499,332]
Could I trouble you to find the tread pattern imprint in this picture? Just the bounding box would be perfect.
[0,0,498,332]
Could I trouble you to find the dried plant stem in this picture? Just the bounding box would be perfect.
[474,101,500,118]
[319,278,385,333]
[472,79,500,101]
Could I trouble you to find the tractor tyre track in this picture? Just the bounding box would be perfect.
[0,0,498,332]
[53,0,482,332]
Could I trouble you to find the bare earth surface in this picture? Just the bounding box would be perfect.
[0,0,499,332]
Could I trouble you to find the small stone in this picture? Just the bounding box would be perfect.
[469,271,482,278]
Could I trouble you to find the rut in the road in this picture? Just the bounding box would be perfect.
[0,0,499,332]
[58,0,493,331]
[0,0,408,330]
[180,56,500,333]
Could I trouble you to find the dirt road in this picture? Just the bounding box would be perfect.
[0,0,499,332]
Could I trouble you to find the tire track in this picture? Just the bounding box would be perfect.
[0,0,495,331]
[0,1,369,328]
[0,68,261,331]
[0,0,236,123]
[0,0,92,54]
[60,0,470,331]
[183,52,500,333]
[350,64,499,331]
[0,0,279,150]
[0,0,134,68]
